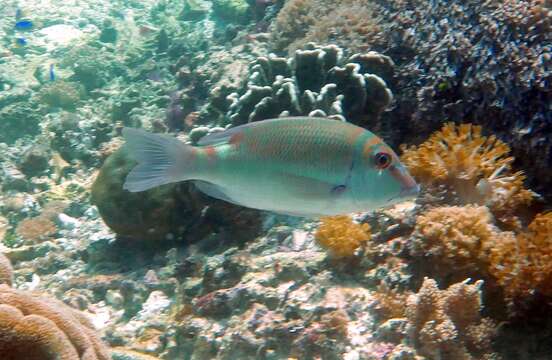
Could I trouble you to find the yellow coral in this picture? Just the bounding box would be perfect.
[315,215,371,258]
[401,122,534,226]
[406,277,497,359]
[490,212,552,300]
[411,206,502,279]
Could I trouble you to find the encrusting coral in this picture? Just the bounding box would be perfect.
[405,277,497,360]
[401,122,534,227]
[0,255,111,360]
[0,253,13,286]
[490,212,552,302]
[315,215,371,258]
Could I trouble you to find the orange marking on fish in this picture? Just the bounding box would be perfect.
[204,146,217,160]
[347,127,365,145]
[229,132,245,146]
[362,136,383,157]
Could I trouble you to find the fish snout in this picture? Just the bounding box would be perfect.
[389,164,419,200]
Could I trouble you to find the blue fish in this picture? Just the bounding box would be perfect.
[49,64,55,81]
[15,9,22,20]
[15,20,33,30]
[15,37,27,46]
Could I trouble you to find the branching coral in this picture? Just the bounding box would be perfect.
[0,253,13,286]
[219,43,393,127]
[489,212,552,301]
[0,283,111,360]
[315,216,371,258]
[405,278,497,360]
[409,205,503,282]
[401,122,534,227]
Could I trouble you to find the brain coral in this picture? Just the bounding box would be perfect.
[0,253,13,286]
[0,264,111,360]
[401,122,534,228]
[215,43,393,127]
[406,278,497,360]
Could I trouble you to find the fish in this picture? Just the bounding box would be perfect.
[122,117,419,217]
[14,20,33,30]
[49,64,55,81]
[14,37,27,46]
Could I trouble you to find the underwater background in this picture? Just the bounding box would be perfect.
[0,0,551,359]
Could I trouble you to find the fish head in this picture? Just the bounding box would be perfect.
[352,137,419,209]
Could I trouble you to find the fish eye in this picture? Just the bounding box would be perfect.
[374,152,392,169]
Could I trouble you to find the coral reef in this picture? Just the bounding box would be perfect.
[218,43,393,127]
[315,215,371,258]
[401,122,534,227]
[490,212,552,302]
[37,81,83,110]
[369,0,552,202]
[404,277,497,360]
[270,0,382,53]
[212,0,251,24]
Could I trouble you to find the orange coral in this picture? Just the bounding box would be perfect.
[410,205,505,280]
[0,284,111,360]
[15,216,57,244]
[489,212,552,300]
[0,252,13,286]
[406,277,497,360]
[315,215,371,258]
[400,122,534,227]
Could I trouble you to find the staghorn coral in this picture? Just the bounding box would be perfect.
[315,215,371,258]
[405,277,497,360]
[490,212,552,301]
[409,205,503,283]
[401,123,534,227]
[219,43,393,127]
[270,0,382,53]
[0,253,13,286]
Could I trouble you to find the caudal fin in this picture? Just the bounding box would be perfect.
[122,127,195,192]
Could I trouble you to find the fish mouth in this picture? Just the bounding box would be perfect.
[387,184,420,203]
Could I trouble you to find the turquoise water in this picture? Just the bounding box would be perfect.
[0,0,551,359]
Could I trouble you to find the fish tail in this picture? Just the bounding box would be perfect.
[122,127,197,192]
